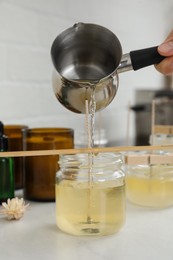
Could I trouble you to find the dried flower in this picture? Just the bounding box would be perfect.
[0,197,29,220]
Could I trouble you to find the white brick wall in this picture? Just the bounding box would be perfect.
[0,4,37,43]
[0,0,172,145]
[7,46,51,81]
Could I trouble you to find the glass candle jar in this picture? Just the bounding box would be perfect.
[149,134,173,145]
[24,128,74,201]
[4,125,28,189]
[125,152,173,208]
[75,129,108,148]
[149,125,173,146]
[56,152,125,236]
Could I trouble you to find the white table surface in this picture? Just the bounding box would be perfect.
[0,196,173,260]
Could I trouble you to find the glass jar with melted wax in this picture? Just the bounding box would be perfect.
[125,152,173,208]
[56,152,125,236]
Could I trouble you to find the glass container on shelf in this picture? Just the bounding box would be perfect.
[75,128,108,148]
[149,125,173,146]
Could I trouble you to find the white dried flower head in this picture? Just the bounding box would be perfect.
[0,197,29,220]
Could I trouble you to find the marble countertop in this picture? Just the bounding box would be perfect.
[0,199,173,260]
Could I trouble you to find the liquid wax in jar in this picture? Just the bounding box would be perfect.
[126,165,173,208]
[56,179,125,236]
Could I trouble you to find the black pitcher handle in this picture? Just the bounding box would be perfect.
[130,46,165,71]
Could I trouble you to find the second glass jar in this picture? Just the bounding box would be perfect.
[125,152,173,208]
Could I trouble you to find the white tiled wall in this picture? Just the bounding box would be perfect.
[0,0,172,145]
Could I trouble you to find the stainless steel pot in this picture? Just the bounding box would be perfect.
[51,23,165,114]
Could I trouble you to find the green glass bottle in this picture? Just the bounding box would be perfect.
[0,121,14,203]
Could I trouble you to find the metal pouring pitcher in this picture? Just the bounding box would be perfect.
[51,23,165,114]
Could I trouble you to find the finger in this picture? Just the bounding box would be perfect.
[155,56,173,75]
[158,41,173,56]
[165,30,173,41]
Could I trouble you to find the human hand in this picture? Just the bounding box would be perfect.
[155,30,173,75]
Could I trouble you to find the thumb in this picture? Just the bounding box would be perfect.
[158,41,173,56]
[158,30,173,56]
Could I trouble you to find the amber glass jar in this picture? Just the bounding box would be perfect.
[4,125,28,189]
[24,128,74,201]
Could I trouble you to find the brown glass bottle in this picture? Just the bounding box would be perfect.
[24,128,74,201]
[4,125,28,189]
